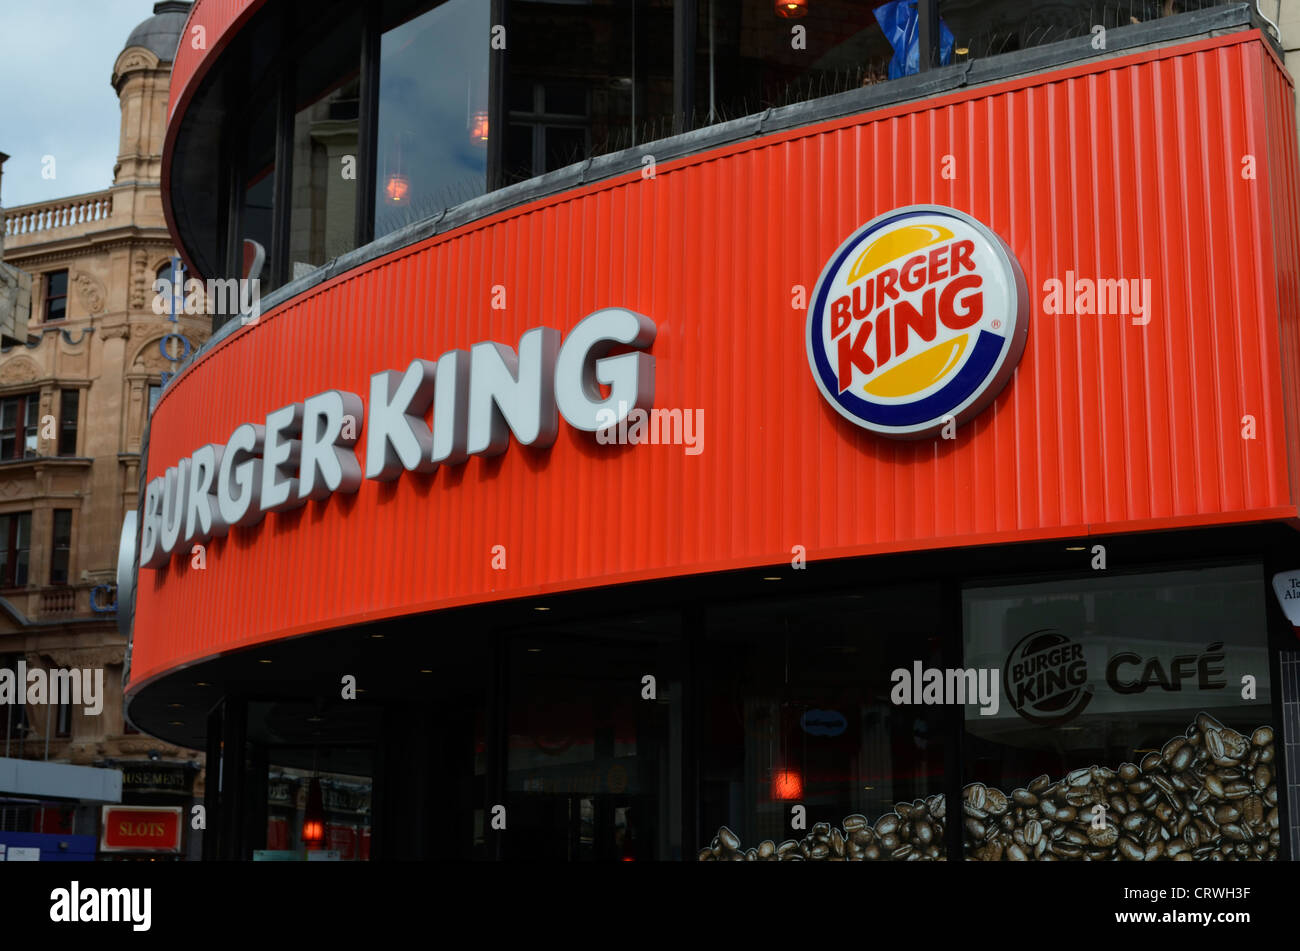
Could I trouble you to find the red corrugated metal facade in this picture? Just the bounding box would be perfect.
[165,0,261,122]
[130,31,1300,692]
[1264,37,1300,506]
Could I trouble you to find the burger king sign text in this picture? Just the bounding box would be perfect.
[807,206,1028,439]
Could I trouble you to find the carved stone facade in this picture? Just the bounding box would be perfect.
[0,4,209,840]
[72,271,107,315]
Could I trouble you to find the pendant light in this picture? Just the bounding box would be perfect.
[302,776,325,850]
[383,132,411,206]
[302,743,326,851]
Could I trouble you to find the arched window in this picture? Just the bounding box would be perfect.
[155,260,184,317]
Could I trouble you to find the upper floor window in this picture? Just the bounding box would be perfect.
[0,657,28,738]
[57,389,79,457]
[0,393,40,460]
[505,82,590,183]
[0,512,32,588]
[50,509,72,586]
[289,8,363,277]
[148,383,162,415]
[155,261,185,318]
[44,271,68,322]
[373,0,489,239]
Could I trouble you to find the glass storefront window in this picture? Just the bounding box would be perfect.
[699,588,950,861]
[288,10,362,278]
[264,769,373,860]
[962,564,1278,861]
[374,0,491,238]
[245,700,379,861]
[504,613,682,860]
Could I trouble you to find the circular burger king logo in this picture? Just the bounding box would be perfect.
[806,205,1029,439]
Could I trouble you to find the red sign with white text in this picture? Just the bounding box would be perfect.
[100,806,183,852]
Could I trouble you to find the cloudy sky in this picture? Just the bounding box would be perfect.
[0,1,158,208]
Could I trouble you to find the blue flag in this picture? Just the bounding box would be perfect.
[874,1,955,79]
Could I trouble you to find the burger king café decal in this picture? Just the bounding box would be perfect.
[136,205,1029,570]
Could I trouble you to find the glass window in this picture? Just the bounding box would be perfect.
[240,94,278,289]
[699,587,950,861]
[504,612,682,860]
[44,271,67,322]
[374,0,491,238]
[502,0,675,185]
[1,657,28,745]
[0,393,41,461]
[148,384,162,415]
[155,261,185,318]
[288,9,362,278]
[506,83,590,179]
[50,509,72,585]
[961,564,1277,861]
[247,699,379,860]
[938,1,1225,65]
[263,770,373,860]
[57,390,78,457]
[0,512,32,588]
[694,0,898,127]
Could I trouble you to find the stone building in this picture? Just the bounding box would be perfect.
[0,1,206,857]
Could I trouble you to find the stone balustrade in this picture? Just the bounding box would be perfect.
[3,191,114,237]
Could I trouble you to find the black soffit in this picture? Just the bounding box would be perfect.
[124,521,1299,750]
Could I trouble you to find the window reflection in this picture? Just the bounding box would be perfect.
[695,0,897,125]
[374,0,490,239]
[246,700,378,861]
[240,95,277,289]
[288,9,362,277]
[940,0,1229,62]
[264,769,373,860]
[504,614,682,861]
[502,0,675,185]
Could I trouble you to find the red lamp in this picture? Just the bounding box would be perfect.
[775,0,808,17]
[471,111,490,143]
[772,768,803,800]
[383,130,412,205]
[384,173,410,205]
[301,777,325,850]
